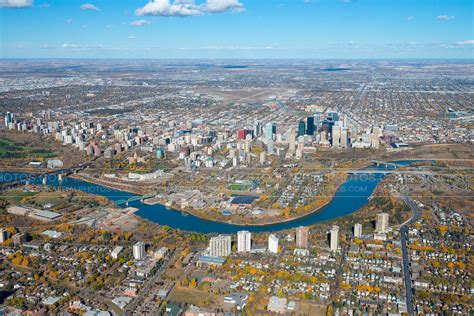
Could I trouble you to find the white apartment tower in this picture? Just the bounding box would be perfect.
[288,128,296,154]
[354,223,362,238]
[133,242,146,260]
[209,235,232,257]
[332,126,341,148]
[330,225,339,251]
[259,151,267,164]
[341,128,349,148]
[0,229,8,243]
[237,230,251,253]
[268,234,279,254]
[376,213,389,233]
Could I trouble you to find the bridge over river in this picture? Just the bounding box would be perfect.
[347,160,433,175]
[115,193,156,206]
[0,163,92,192]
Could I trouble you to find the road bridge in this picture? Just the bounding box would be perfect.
[370,160,401,168]
[347,169,434,176]
[0,163,93,192]
[115,193,156,206]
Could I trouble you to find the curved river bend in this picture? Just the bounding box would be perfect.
[0,160,418,234]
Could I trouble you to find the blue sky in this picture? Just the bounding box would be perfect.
[1,0,473,59]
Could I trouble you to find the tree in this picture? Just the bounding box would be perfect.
[5,226,16,235]
[326,304,333,316]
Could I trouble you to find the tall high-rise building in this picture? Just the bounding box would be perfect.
[253,120,261,137]
[237,230,251,253]
[296,226,309,248]
[0,229,8,243]
[354,223,362,238]
[330,225,339,251]
[314,112,322,129]
[265,122,276,142]
[4,112,13,127]
[237,129,253,141]
[297,120,306,137]
[327,111,339,122]
[332,126,341,148]
[268,234,279,254]
[209,235,232,257]
[376,213,389,233]
[306,116,315,135]
[237,129,246,140]
[370,126,381,149]
[133,242,146,260]
[288,128,296,154]
[341,128,349,148]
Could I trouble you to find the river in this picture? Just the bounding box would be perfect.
[0,160,419,234]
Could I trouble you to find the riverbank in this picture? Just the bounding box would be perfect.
[1,159,422,233]
[0,166,369,228]
[69,173,146,196]
[69,172,342,227]
[0,166,395,233]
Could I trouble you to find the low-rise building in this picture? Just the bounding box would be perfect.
[267,296,288,314]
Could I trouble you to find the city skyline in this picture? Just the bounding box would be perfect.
[0,1,472,314]
[1,0,473,59]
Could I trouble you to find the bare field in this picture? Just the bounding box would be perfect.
[168,286,215,306]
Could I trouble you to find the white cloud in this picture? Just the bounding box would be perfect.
[61,43,103,49]
[131,19,151,26]
[436,15,454,20]
[80,3,99,11]
[205,0,243,13]
[456,40,474,45]
[62,43,80,48]
[66,18,73,23]
[135,0,244,17]
[0,0,32,8]
[128,35,136,39]
[136,0,202,17]
[407,16,414,20]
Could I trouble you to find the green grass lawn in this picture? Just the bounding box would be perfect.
[0,191,38,203]
[0,138,57,159]
[227,184,252,191]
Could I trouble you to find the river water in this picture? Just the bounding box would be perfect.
[0,160,418,233]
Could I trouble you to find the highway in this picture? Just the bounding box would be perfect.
[399,196,422,315]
